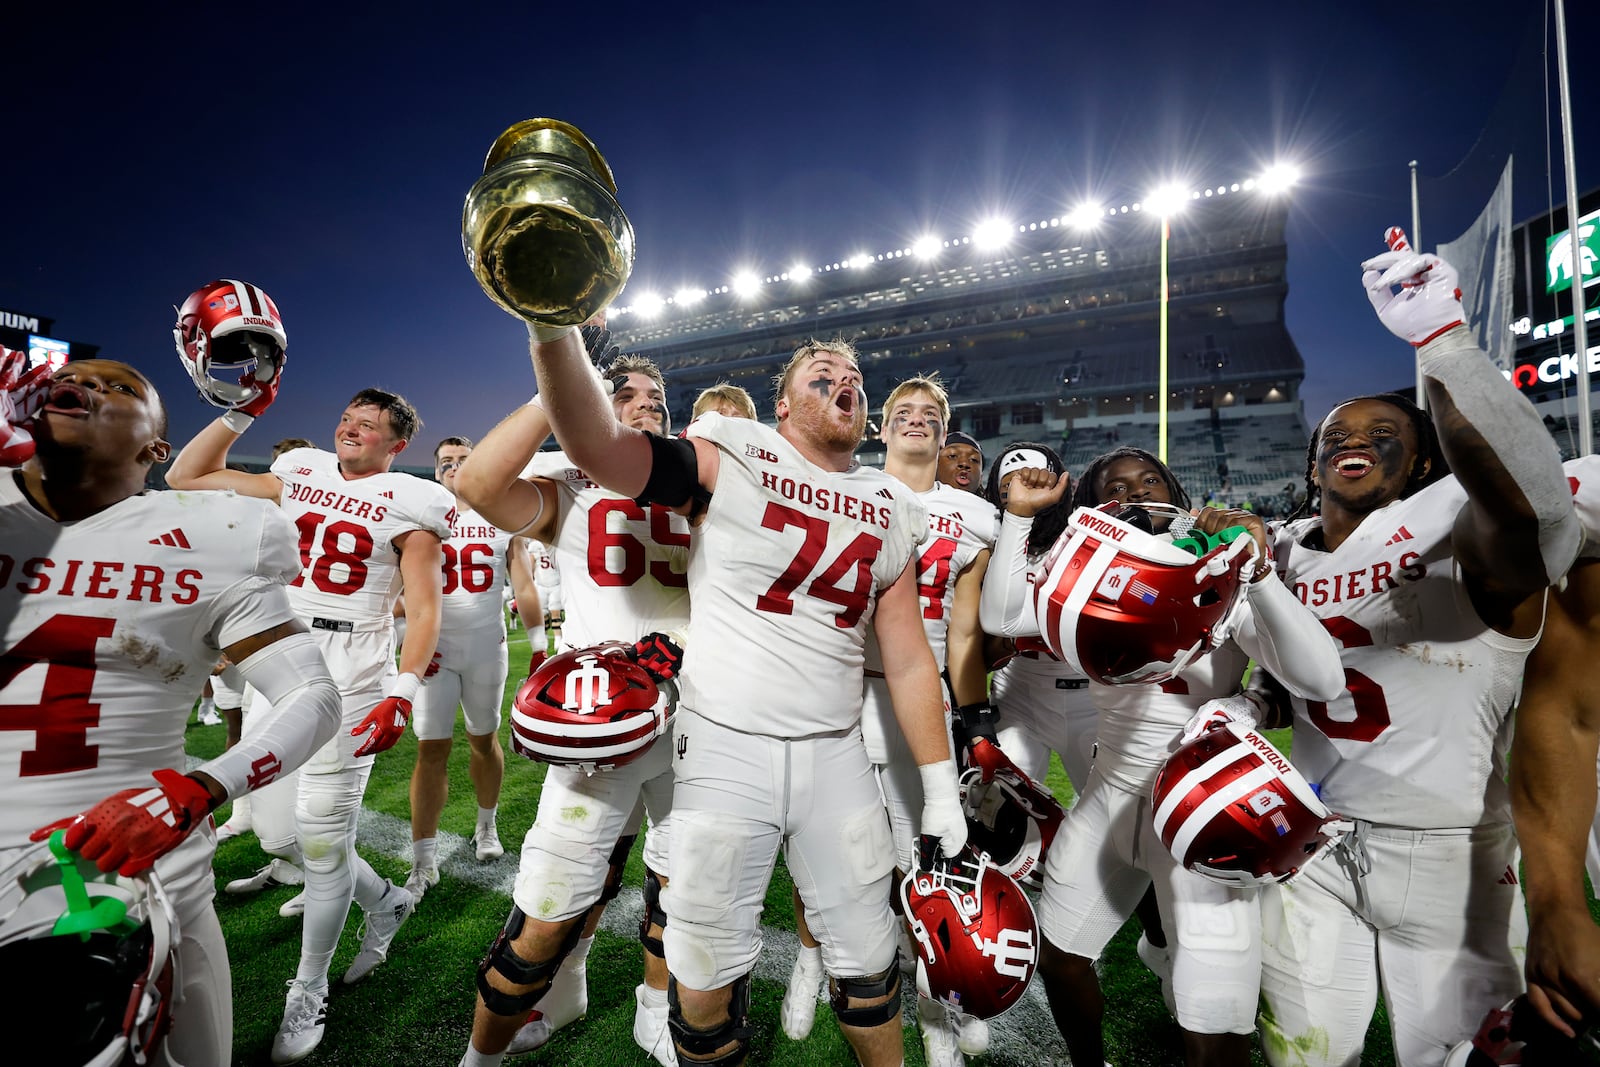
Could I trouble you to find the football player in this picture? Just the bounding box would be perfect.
[936,430,985,498]
[166,281,455,1064]
[451,335,689,1066]
[518,325,965,1067]
[690,382,758,423]
[793,374,993,1066]
[984,447,1344,1067]
[1245,240,1582,1066]
[403,436,522,899]
[1510,455,1600,1040]
[0,350,341,1066]
[530,539,563,648]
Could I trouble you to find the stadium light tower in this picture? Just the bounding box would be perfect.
[1145,183,1189,463]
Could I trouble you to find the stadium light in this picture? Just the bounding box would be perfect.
[790,263,813,281]
[1145,183,1189,218]
[674,287,705,307]
[1257,162,1301,195]
[911,235,941,259]
[972,218,1012,250]
[634,291,665,318]
[732,271,761,297]
[1066,202,1102,230]
[850,252,874,269]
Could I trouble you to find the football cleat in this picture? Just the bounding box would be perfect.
[270,979,327,1064]
[404,864,439,899]
[341,882,414,984]
[632,983,677,1065]
[473,823,503,862]
[225,859,304,895]
[278,891,306,919]
[1136,932,1176,1018]
[918,997,967,1067]
[780,946,824,1040]
[506,959,588,1053]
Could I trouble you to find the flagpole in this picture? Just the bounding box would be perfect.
[1411,160,1425,413]
[1555,0,1591,455]
[1159,214,1170,464]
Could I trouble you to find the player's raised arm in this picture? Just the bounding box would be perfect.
[977,467,1069,637]
[1363,233,1579,604]
[528,324,719,501]
[1512,572,1600,1036]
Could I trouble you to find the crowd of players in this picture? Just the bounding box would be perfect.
[2,234,1600,1067]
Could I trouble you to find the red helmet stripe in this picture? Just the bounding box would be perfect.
[1165,760,1278,864]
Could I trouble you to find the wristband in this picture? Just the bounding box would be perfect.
[527,322,576,343]
[389,672,422,704]
[220,410,255,434]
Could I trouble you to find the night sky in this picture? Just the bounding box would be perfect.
[5,2,1596,459]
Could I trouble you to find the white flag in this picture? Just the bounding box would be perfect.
[1437,157,1515,372]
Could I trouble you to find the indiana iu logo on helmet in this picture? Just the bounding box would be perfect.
[980,927,1036,982]
[564,656,613,715]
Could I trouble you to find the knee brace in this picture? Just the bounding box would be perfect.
[829,957,902,1028]
[667,974,752,1067]
[639,866,668,958]
[598,833,636,905]
[474,906,583,1017]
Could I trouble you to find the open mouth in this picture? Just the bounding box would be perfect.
[834,387,857,416]
[42,382,91,417]
[1332,450,1375,478]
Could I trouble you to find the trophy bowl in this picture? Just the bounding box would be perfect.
[462,118,634,327]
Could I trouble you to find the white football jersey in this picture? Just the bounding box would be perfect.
[1566,455,1600,558]
[271,448,455,626]
[0,479,300,902]
[522,451,690,648]
[680,414,928,736]
[1090,643,1251,792]
[1273,476,1535,828]
[440,506,514,633]
[866,481,996,672]
[531,539,561,597]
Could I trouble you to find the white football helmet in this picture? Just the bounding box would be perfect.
[0,834,182,1065]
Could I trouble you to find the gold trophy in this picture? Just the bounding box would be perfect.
[462,119,634,327]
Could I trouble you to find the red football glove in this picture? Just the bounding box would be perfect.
[1,346,53,467]
[528,648,548,677]
[425,651,443,679]
[628,632,684,683]
[30,769,217,876]
[352,695,413,757]
[234,346,284,419]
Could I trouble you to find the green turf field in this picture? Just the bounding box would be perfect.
[189,628,1414,1066]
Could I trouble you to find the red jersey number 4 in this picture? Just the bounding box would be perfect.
[0,614,117,775]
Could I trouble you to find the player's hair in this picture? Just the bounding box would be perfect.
[880,374,951,428]
[271,437,314,460]
[1290,392,1449,520]
[1073,447,1193,513]
[348,388,421,442]
[772,338,860,402]
[605,353,667,394]
[692,383,757,421]
[434,435,474,458]
[985,441,1073,556]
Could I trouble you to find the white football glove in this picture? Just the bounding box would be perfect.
[1362,234,1464,347]
[919,760,969,858]
[1180,694,1262,744]
[0,346,52,467]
